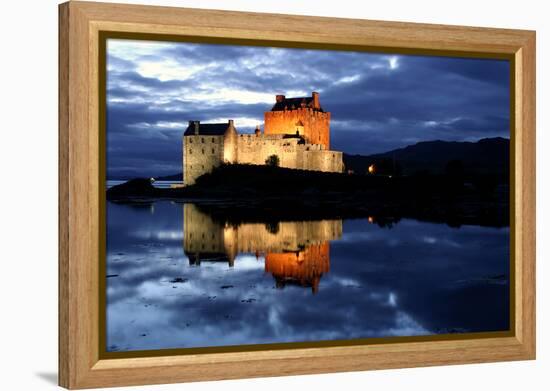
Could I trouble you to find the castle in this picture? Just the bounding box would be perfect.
[182,92,344,185]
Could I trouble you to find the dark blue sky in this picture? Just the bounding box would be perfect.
[106,39,510,178]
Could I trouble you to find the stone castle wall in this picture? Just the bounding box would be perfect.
[183,134,225,185]
[264,108,331,150]
[227,134,343,173]
[184,132,343,186]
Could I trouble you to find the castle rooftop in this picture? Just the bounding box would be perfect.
[271,91,324,112]
[184,120,233,136]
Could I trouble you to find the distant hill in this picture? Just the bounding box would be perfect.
[344,137,509,177]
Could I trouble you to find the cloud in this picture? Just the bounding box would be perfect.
[106,39,510,178]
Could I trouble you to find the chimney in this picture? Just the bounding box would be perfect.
[194,121,200,135]
[228,119,234,127]
[254,124,261,136]
[276,94,285,103]
[312,92,320,109]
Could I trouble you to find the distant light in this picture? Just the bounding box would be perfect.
[368,164,376,174]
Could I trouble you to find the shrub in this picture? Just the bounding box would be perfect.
[265,154,280,167]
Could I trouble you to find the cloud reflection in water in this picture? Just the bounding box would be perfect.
[106,201,509,352]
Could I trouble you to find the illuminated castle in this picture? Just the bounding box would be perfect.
[182,92,344,185]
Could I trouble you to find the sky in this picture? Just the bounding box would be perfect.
[106,39,510,179]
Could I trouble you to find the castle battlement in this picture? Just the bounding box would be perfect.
[182,92,343,186]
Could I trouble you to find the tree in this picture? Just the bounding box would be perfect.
[265,154,280,167]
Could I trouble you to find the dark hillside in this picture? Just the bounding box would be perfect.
[344,137,509,178]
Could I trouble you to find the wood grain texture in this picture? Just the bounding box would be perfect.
[58,1,536,388]
[517,35,536,355]
[58,3,70,387]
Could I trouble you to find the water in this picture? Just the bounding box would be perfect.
[107,180,182,189]
[106,201,510,352]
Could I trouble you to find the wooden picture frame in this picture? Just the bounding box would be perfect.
[59,1,536,389]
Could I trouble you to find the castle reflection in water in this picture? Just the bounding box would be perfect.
[183,204,342,293]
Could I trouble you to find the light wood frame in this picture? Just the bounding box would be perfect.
[59,1,536,389]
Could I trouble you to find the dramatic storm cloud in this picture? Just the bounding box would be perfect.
[106,39,510,178]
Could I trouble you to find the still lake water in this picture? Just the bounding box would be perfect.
[106,200,510,352]
[107,180,181,189]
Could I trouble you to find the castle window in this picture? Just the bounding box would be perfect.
[201,138,205,143]
[189,138,193,143]
[202,149,205,154]
[212,148,215,154]
[211,138,215,143]
[189,148,192,154]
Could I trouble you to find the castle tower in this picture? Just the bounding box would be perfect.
[223,119,238,164]
[182,120,235,186]
[263,91,331,150]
